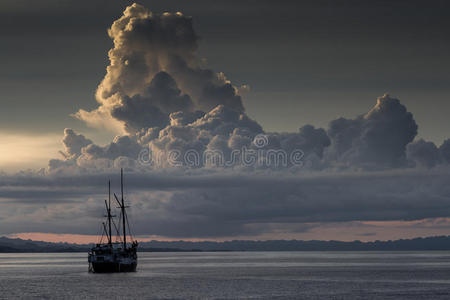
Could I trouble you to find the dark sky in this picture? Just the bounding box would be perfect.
[1,0,450,144]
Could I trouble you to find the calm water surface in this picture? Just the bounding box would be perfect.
[0,251,450,299]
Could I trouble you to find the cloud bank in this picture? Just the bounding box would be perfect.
[1,170,450,238]
[54,3,450,175]
[2,3,450,240]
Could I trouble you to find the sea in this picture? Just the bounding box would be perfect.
[0,251,449,299]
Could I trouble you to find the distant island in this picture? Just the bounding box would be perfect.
[2,236,450,252]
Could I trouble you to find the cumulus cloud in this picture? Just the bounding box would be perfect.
[111,71,195,133]
[407,139,440,168]
[60,128,92,159]
[439,139,450,164]
[148,105,263,168]
[326,94,418,169]
[74,3,244,134]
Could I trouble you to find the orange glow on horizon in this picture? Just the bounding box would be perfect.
[6,233,227,244]
[6,218,450,244]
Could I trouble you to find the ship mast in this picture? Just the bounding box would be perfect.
[114,168,129,250]
[108,180,112,246]
[121,168,126,249]
[104,181,113,246]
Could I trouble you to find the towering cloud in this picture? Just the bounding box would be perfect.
[74,3,244,134]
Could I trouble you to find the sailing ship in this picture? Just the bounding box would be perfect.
[88,168,138,273]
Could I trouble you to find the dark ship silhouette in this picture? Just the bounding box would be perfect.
[88,169,138,273]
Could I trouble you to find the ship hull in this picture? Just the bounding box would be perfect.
[90,261,137,273]
[88,244,138,273]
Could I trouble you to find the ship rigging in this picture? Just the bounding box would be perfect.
[88,168,138,273]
